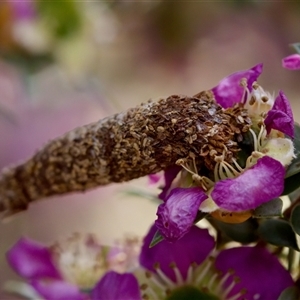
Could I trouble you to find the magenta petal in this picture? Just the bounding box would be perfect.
[6,237,61,280]
[155,187,207,241]
[282,54,300,70]
[158,165,181,201]
[215,246,294,299]
[31,279,85,300]
[140,224,215,282]
[10,0,36,20]
[211,156,285,211]
[92,271,141,300]
[265,91,294,138]
[148,173,161,185]
[211,63,263,108]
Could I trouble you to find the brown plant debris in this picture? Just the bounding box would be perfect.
[0,90,251,216]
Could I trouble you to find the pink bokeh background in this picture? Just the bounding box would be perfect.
[1,2,300,298]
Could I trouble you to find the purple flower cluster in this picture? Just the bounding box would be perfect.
[7,224,294,300]
[155,64,295,242]
[6,64,297,300]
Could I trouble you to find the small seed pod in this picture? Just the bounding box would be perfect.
[0,91,251,216]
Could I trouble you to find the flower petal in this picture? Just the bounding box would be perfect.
[31,279,85,300]
[211,156,285,211]
[282,54,300,70]
[265,91,294,138]
[215,246,294,299]
[140,224,215,282]
[262,137,294,166]
[10,0,36,20]
[211,63,263,108]
[158,165,181,201]
[6,237,61,280]
[148,173,161,185]
[92,271,141,300]
[155,187,207,241]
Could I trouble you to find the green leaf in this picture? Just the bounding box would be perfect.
[253,198,283,218]
[290,204,300,236]
[285,123,300,178]
[212,218,259,244]
[237,131,255,168]
[36,0,82,38]
[289,186,300,203]
[194,211,208,223]
[291,43,300,54]
[258,219,299,251]
[149,230,164,248]
[283,172,300,195]
[278,286,300,300]
[167,286,218,300]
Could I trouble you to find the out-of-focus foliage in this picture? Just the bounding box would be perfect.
[36,0,82,39]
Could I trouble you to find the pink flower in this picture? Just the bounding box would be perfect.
[282,54,300,70]
[154,64,294,242]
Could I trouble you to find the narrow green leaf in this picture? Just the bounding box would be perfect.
[283,172,300,195]
[212,218,259,244]
[291,43,300,54]
[149,230,164,248]
[278,286,300,300]
[289,186,300,203]
[258,219,299,251]
[194,211,208,223]
[290,205,300,236]
[253,198,283,218]
[285,123,300,178]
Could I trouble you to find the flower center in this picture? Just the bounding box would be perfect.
[166,286,219,300]
[214,152,243,181]
[139,257,246,300]
[241,79,275,120]
[50,233,109,290]
[176,157,214,191]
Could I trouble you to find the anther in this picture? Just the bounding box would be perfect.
[176,158,185,166]
[251,151,263,159]
[237,115,245,123]
[154,262,160,270]
[170,262,184,285]
[214,155,224,163]
[249,96,256,105]
[140,283,148,290]
[240,78,247,87]
[145,271,152,278]
[228,268,235,275]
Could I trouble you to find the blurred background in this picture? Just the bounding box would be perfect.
[0,0,300,297]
